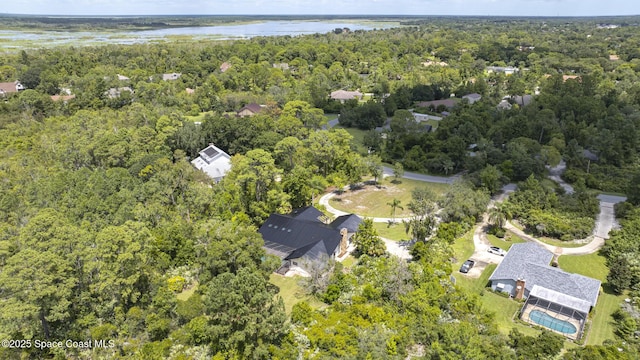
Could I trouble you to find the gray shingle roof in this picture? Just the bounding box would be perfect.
[330,214,362,233]
[489,242,553,280]
[489,242,600,306]
[260,207,360,262]
[288,206,324,222]
[259,214,341,261]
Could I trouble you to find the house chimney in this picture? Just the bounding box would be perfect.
[515,279,526,300]
[339,228,348,257]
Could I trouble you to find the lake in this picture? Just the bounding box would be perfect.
[0,20,398,50]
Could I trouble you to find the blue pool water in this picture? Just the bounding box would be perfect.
[528,310,577,334]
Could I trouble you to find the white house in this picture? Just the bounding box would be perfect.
[191,144,232,183]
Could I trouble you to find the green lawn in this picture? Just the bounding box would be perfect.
[451,230,475,268]
[373,222,411,241]
[269,274,326,315]
[558,252,608,282]
[537,236,588,248]
[340,255,358,269]
[481,292,541,337]
[334,125,369,154]
[486,231,526,251]
[558,252,622,345]
[453,263,496,293]
[329,178,449,218]
[425,119,440,131]
[176,282,198,301]
[184,111,212,123]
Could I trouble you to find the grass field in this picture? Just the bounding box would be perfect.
[329,178,449,218]
[269,274,326,314]
[451,230,475,268]
[537,236,588,248]
[558,252,608,282]
[373,222,411,241]
[335,125,369,154]
[184,111,212,123]
[176,282,198,301]
[454,263,496,293]
[486,231,526,251]
[558,252,622,345]
[425,119,440,131]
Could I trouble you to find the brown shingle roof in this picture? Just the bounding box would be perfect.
[237,103,265,115]
[0,81,21,94]
[416,98,459,109]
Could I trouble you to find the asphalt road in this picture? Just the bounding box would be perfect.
[382,166,459,184]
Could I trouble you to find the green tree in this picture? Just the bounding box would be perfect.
[354,218,386,257]
[386,198,404,222]
[479,165,503,195]
[0,249,76,339]
[274,136,303,171]
[365,155,383,184]
[204,268,288,359]
[439,181,490,224]
[488,202,512,229]
[392,162,404,183]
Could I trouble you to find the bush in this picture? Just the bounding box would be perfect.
[615,201,635,219]
[521,209,594,240]
[167,275,186,293]
[489,225,506,238]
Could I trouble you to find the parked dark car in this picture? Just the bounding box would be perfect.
[459,259,475,273]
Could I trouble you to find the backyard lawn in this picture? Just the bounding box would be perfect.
[269,274,326,315]
[329,178,449,218]
[558,252,622,345]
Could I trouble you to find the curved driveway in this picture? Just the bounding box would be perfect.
[320,164,627,261]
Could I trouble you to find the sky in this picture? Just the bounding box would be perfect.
[3,0,640,17]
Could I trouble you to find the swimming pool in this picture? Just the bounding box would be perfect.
[528,310,577,334]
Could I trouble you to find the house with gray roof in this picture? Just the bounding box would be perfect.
[462,93,482,104]
[489,242,600,339]
[259,207,362,275]
[190,144,232,183]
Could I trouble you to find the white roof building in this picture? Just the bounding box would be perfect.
[462,93,482,104]
[162,73,182,81]
[191,144,232,182]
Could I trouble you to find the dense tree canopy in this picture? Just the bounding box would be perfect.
[1,14,640,358]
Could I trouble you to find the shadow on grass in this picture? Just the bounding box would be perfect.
[601,282,620,296]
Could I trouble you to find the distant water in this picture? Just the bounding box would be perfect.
[133,21,385,38]
[0,20,394,49]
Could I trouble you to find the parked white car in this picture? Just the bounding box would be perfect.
[488,246,507,256]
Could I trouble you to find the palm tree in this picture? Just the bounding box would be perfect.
[488,202,512,229]
[387,198,404,222]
